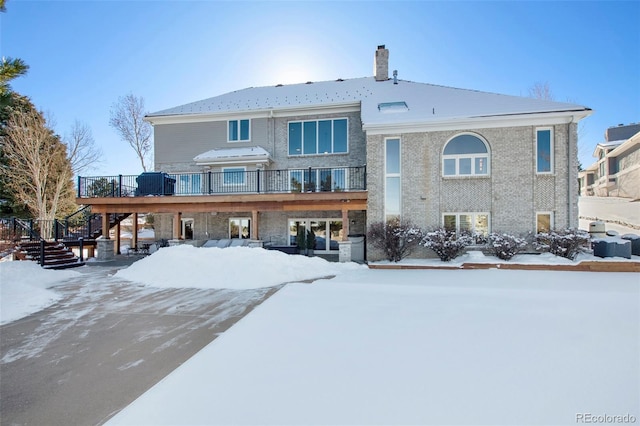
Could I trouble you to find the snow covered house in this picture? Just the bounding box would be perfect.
[78,46,592,261]
[579,123,640,199]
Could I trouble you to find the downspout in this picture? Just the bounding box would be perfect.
[270,109,276,162]
[568,117,575,228]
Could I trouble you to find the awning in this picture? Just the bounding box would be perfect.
[194,146,272,166]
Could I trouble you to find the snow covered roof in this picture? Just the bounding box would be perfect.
[147,77,591,131]
[193,146,271,166]
[592,140,625,157]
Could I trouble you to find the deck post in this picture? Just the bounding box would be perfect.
[115,222,121,255]
[40,239,45,267]
[102,213,109,239]
[252,210,259,240]
[173,212,182,240]
[132,213,139,251]
[342,209,349,241]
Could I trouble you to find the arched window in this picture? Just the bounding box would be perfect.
[442,134,490,176]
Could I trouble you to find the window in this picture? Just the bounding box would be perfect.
[289,168,348,192]
[378,101,408,112]
[177,174,202,195]
[536,212,553,233]
[288,219,342,252]
[536,128,553,173]
[229,218,250,239]
[443,213,490,239]
[228,119,250,142]
[223,167,246,185]
[288,118,348,155]
[385,138,401,220]
[442,134,489,176]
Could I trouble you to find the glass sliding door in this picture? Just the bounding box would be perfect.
[288,219,342,253]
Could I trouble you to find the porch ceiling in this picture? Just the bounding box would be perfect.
[79,191,368,214]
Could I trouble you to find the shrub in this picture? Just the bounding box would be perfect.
[534,228,591,260]
[367,218,423,262]
[421,228,474,261]
[488,232,528,260]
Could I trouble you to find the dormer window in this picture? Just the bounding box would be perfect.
[228,119,250,142]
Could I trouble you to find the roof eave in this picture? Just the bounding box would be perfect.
[145,101,361,125]
[362,109,593,135]
[606,131,640,158]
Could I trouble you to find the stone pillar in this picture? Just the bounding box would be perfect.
[339,240,352,263]
[96,237,114,260]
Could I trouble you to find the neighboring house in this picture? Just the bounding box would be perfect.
[579,124,640,199]
[77,46,592,261]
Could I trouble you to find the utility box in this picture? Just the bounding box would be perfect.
[135,172,176,196]
[589,221,606,238]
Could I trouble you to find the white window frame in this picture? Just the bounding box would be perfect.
[222,167,247,186]
[442,212,490,239]
[287,118,349,156]
[385,137,401,221]
[442,133,490,177]
[536,211,554,233]
[228,119,251,142]
[535,127,554,175]
[229,217,251,239]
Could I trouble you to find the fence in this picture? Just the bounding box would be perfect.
[78,166,367,198]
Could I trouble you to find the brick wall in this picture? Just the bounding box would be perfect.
[365,124,577,260]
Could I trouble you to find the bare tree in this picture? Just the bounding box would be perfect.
[109,93,152,171]
[65,120,102,175]
[1,108,74,237]
[528,81,554,101]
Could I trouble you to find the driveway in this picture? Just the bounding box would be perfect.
[0,258,278,425]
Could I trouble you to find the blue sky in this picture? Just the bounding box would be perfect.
[2,0,639,176]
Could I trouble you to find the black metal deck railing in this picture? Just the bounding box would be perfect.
[77,166,366,198]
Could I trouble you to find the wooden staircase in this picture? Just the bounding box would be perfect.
[16,241,85,269]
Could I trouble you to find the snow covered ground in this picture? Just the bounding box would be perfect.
[0,262,81,325]
[2,246,638,425]
[579,196,640,235]
[108,262,638,426]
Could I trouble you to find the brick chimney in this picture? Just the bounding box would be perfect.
[374,45,389,81]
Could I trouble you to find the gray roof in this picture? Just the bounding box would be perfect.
[148,77,591,127]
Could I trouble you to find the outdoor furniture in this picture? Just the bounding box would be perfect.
[621,234,640,256]
[592,237,632,259]
[135,172,176,196]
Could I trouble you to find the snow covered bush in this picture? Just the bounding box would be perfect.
[488,233,528,260]
[534,228,591,260]
[421,228,474,262]
[367,218,424,262]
